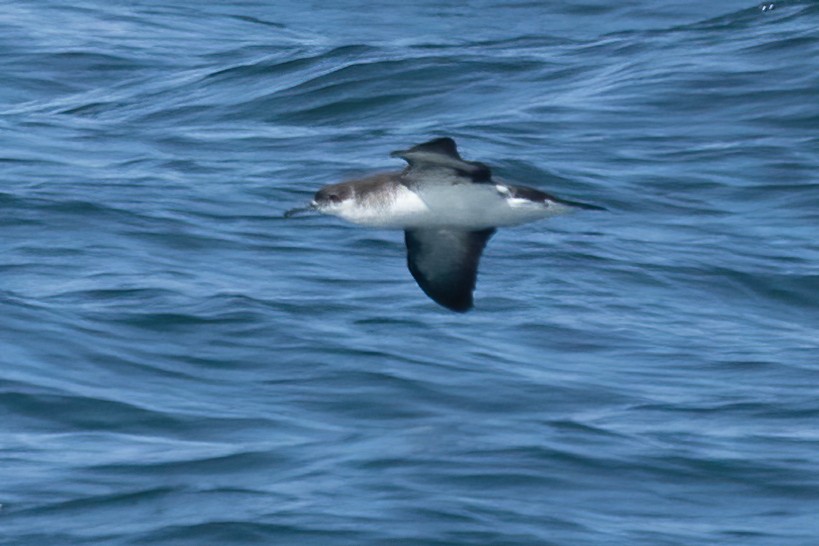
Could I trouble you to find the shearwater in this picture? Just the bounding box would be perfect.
[285,137,604,312]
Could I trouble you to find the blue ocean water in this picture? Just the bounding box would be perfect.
[2,0,819,544]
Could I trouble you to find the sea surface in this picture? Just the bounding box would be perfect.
[2,1,819,544]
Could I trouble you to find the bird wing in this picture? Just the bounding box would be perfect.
[390,137,492,184]
[404,227,495,312]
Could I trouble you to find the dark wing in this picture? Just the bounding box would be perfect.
[404,228,495,312]
[390,137,492,184]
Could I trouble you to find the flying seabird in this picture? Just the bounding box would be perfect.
[285,137,603,312]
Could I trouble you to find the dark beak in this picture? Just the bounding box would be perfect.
[283,201,318,218]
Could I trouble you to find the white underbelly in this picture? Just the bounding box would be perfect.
[338,184,568,229]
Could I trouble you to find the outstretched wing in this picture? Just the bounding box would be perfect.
[404,227,495,312]
[390,137,492,184]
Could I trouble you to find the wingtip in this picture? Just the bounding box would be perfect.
[440,299,473,313]
[391,137,462,160]
[418,286,474,312]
